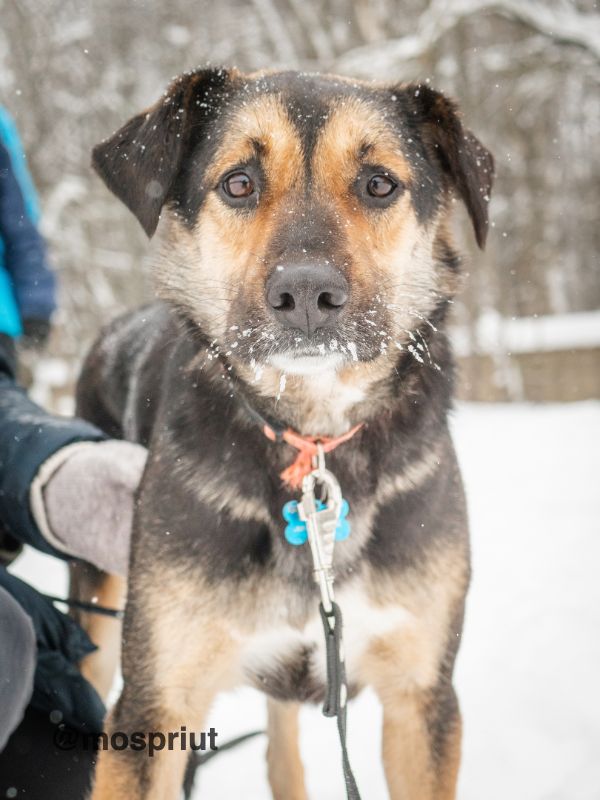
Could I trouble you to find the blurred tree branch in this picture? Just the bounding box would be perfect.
[334,0,600,75]
[251,0,300,64]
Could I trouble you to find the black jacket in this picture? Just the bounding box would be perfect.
[0,568,106,733]
[0,337,107,734]
[0,336,105,556]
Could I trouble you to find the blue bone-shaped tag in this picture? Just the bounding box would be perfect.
[282,498,350,546]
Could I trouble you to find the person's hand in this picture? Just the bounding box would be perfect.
[30,440,147,576]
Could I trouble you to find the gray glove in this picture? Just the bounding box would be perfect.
[29,440,147,576]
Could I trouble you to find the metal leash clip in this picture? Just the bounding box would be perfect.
[298,445,343,616]
[283,447,362,799]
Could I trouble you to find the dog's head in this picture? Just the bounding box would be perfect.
[93,68,493,376]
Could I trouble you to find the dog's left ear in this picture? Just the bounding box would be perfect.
[92,68,231,237]
[405,85,495,249]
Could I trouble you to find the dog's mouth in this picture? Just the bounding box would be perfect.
[241,323,367,374]
[221,296,393,375]
[268,350,346,376]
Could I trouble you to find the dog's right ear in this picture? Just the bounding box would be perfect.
[92,68,231,237]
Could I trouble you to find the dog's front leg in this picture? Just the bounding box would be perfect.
[90,694,191,800]
[90,570,237,800]
[378,683,461,800]
[362,624,462,800]
[266,698,308,800]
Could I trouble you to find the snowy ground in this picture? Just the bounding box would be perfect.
[11,402,600,800]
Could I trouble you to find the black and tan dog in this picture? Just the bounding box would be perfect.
[78,67,493,799]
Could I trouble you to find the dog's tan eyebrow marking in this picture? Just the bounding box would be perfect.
[205,95,304,191]
[358,141,375,160]
[214,138,266,179]
[250,136,267,156]
[311,99,414,194]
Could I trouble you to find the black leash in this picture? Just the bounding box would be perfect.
[320,601,362,800]
[44,593,124,619]
[195,729,264,766]
[182,729,265,799]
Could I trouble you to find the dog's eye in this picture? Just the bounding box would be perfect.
[367,174,397,198]
[222,171,255,199]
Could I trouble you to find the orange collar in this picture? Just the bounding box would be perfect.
[262,421,363,490]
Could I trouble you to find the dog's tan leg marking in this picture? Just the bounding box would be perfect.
[361,546,467,800]
[91,645,233,800]
[266,698,307,800]
[88,702,148,800]
[91,574,238,800]
[364,626,438,800]
[363,627,464,800]
[366,647,462,799]
[91,706,192,800]
[435,700,462,800]
[69,563,125,701]
[379,690,461,800]
[381,692,435,800]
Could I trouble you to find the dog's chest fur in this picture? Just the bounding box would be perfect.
[237,579,414,701]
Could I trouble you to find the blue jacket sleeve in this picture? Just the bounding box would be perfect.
[0,343,106,558]
[0,107,41,223]
[0,142,56,322]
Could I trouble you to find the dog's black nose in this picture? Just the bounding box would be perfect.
[266,264,348,336]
